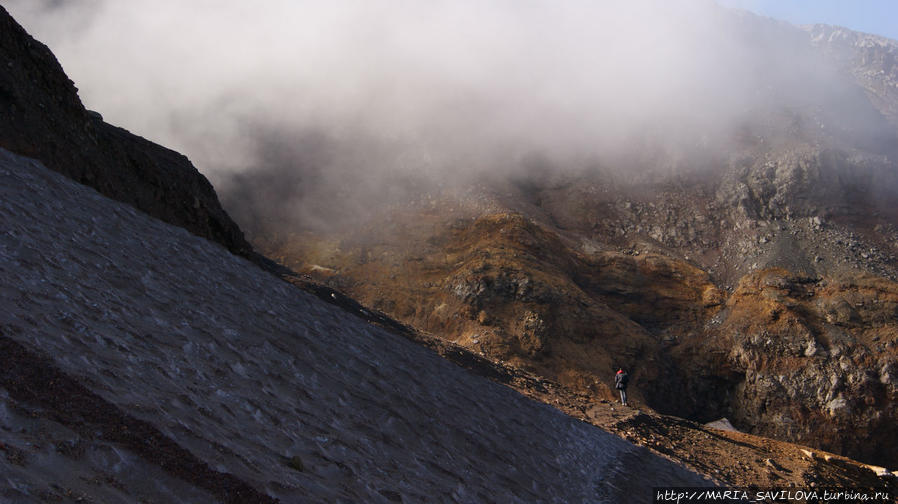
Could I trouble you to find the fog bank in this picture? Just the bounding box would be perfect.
[5,0,884,232]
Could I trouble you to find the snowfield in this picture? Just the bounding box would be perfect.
[0,148,710,502]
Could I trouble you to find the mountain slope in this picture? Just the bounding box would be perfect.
[0,3,894,497]
[251,17,898,469]
[0,148,712,502]
[262,151,898,467]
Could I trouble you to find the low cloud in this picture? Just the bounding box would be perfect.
[5,0,889,232]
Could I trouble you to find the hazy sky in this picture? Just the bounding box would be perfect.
[717,0,898,40]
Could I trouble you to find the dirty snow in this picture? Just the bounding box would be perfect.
[704,418,739,432]
[0,148,711,502]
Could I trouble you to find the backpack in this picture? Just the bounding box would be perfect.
[615,372,629,389]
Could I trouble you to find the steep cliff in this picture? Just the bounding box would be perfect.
[0,6,250,256]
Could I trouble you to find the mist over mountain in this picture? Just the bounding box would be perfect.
[7,0,896,233]
[6,0,898,475]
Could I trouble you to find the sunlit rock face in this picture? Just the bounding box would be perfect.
[247,16,898,468]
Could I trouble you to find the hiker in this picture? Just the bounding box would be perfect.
[615,368,629,406]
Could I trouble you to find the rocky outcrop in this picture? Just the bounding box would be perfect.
[0,6,250,256]
[685,270,898,468]
[269,141,898,468]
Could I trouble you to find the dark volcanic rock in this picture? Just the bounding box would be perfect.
[657,269,898,468]
[0,6,250,256]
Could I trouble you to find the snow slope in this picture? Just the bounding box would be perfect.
[0,148,710,502]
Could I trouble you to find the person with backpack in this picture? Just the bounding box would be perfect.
[614,368,629,406]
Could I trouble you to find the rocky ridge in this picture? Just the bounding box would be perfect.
[806,24,898,130]
[0,6,250,256]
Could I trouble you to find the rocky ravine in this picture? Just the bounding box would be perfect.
[256,26,898,470]
[265,169,898,469]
